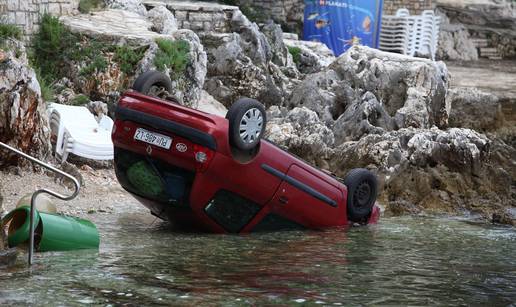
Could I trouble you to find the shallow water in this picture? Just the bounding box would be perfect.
[1,212,515,306]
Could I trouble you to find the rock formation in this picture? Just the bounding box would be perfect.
[202,12,300,108]
[436,0,516,59]
[447,87,502,131]
[0,39,51,166]
[267,45,514,221]
[436,10,479,61]
[60,9,207,108]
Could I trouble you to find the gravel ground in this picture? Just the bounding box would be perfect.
[0,165,144,221]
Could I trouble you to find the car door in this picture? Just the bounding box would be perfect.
[268,163,345,228]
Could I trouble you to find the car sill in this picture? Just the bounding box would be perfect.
[261,164,337,207]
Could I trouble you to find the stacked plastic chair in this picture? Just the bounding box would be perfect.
[380,9,441,60]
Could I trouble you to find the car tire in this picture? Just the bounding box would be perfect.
[132,70,173,97]
[227,98,267,151]
[343,168,378,223]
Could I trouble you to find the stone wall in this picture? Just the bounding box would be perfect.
[0,0,79,41]
[144,1,239,33]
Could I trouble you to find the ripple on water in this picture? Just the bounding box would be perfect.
[0,215,515,305]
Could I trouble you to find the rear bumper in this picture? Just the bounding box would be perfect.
[115,106,217,151]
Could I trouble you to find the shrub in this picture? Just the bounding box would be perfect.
[34,67,55,102]
[31,14,78,81]
[80,56,108,76]
[0,24,22,41]
[71,94,90,106]
[114,45,147,75]
[220,0,238,5]
[240,5,268,23]
[154,39,189,79]
[288,46,302,65]
[78,0,103,14]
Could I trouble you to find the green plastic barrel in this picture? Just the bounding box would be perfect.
[1,206,99,252]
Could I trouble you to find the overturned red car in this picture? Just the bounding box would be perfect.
[112,71,380,233]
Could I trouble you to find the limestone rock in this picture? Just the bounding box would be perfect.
[171,29,207,107]
[436,10,478,61]
[105,0,147,16]
[0,39,51,167]
[202,12,297,108]
[266,107,334,169]
[137,29,207,107]
[330,46,450,130]
[447,87,502,131]
[284,39,336,74]
[328,127,513,217]
[60,10,167,43]
[333,92,397,143]
[86,101,109,121]
[147,5,178,34]
[196,90,228,117]
[289,46,450,143]
[261,23,299,78]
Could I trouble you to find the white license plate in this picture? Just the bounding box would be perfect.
[134,128,172,149]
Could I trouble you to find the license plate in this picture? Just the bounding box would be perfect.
[134,128,172,149]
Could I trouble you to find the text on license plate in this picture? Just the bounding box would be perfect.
[134,128,172,149]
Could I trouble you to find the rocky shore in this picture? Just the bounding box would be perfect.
[0,0,515,240]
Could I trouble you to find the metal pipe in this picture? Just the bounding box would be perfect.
[0,142,80,266]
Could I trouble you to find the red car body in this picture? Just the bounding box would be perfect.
[112,91,380,233]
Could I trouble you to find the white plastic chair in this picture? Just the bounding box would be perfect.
[48,103,114,162]
[380,9,440,60]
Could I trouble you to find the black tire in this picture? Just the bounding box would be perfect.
[343,168,378,223]
[132,70,173,97]
[227,98,267,151]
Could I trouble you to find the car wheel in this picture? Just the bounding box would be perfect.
[132,70,173,99]
[343,168,378,223]
[227,98,267,151]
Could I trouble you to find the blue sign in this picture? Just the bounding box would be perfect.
[303,0,384,56]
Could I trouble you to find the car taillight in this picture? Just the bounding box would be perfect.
[193,144,214,172]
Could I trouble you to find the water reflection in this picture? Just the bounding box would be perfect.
[0,214,515,306]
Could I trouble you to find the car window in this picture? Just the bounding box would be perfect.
[204,190,261,233]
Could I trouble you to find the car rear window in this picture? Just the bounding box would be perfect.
[204,190,261,233]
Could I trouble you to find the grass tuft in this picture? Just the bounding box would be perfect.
[0,24,22,41]
[154,39,189,79]
[287,46,302,65]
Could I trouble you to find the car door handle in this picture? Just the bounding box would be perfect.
[279,196,289,205]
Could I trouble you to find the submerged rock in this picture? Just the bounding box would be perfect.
[0,39,51,166]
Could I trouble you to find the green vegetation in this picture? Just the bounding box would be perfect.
[31,14,146,93]
[220,0,238,5]
[240,5,268,23]
[71,94,90,106]
[288,46,302,65]
[78,0,103,14]
[34,68,55,102]
[31,14,78,81]
[0,24,22,41]
[114,45,147,75]
[154,39,189,79]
